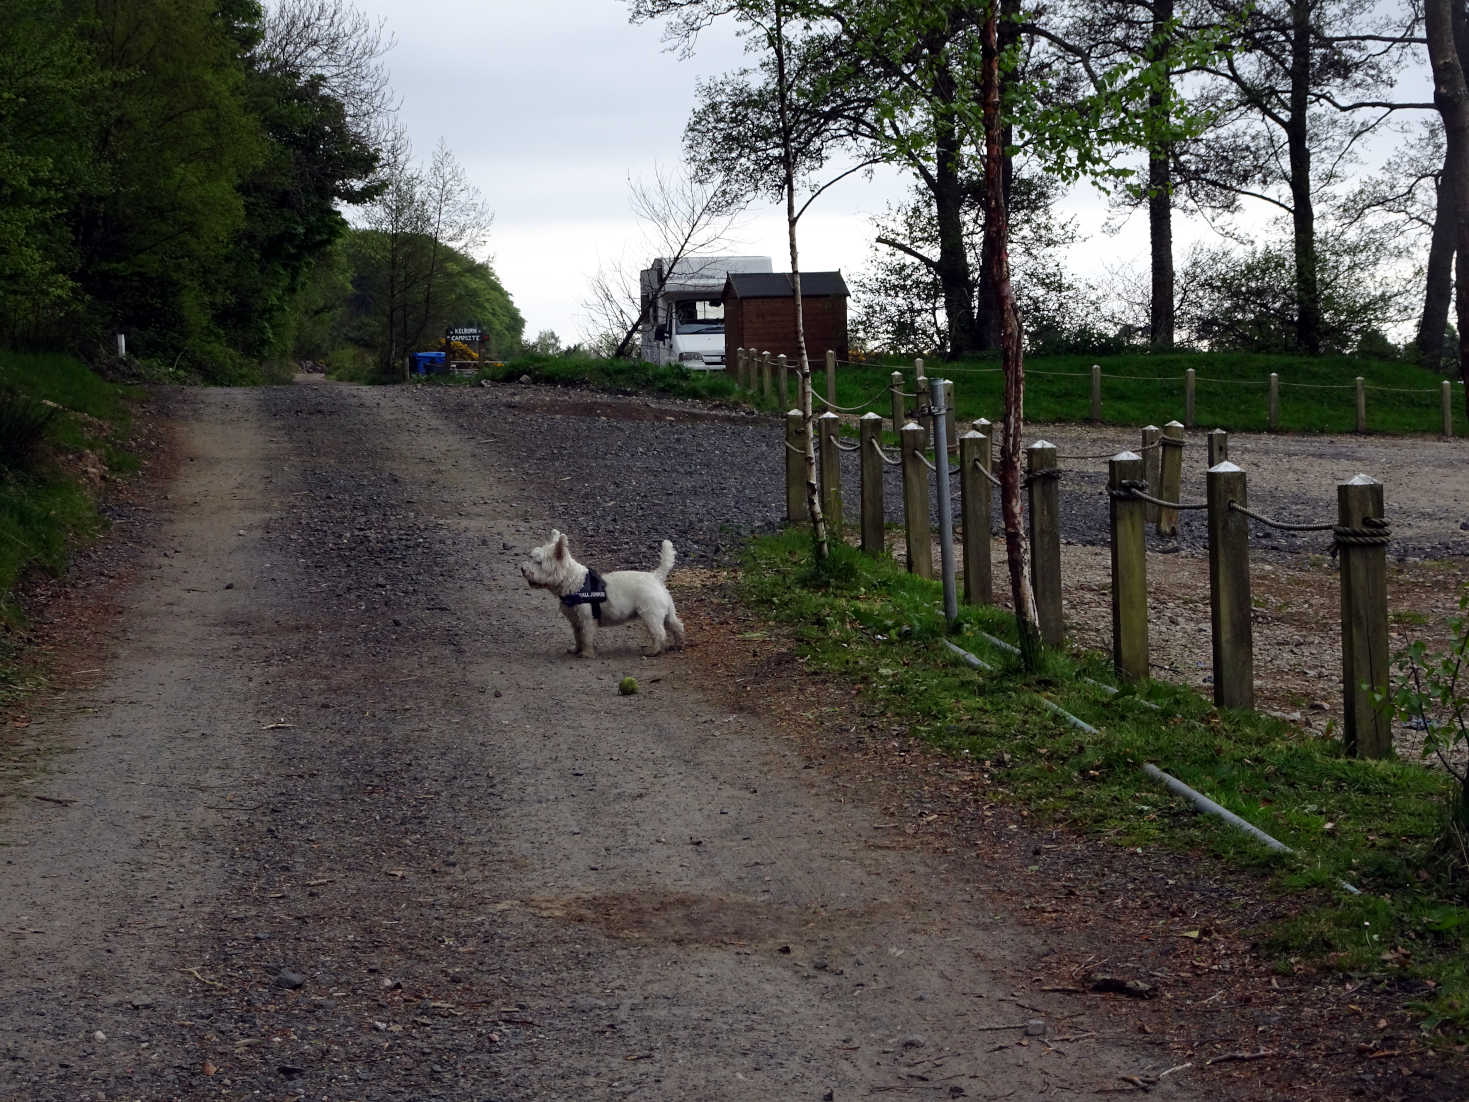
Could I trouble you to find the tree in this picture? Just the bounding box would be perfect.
[0,0,100,345]
[1427,0,1469,408]
[580,165,743,359]
[1176,227,1415,353]
[902,0,1218,658]
[257,0,396,143]
[65,0,266,368]
[633,0,855,559]
[851,175,1079,355]
[416,140,493,355]
[1190,0,1425,354]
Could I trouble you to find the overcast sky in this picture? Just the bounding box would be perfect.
[351,0,917,345]
[352,0,1433,347]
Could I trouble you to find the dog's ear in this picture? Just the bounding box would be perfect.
[553,531,568,559]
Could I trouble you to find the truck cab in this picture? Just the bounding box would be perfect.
[641,255,772,369]
[656,297,726,370]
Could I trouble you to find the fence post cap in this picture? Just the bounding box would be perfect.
[1028,438,1055,451]
[1141,423,1159,432]
[786,408,802,418]
[860,410,883,421]
[901,421,923,432]
[818,410,839,421]
[1208,460,1243,474]
[1343,472,1380,486]
[1111,450,1142,462]
[1164,419,1185,430]
[960,428,984,439]
[890,370,903,379]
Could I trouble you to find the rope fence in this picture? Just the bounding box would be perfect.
[782,375,1402,761]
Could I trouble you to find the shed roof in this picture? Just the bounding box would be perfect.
[724,272,848,299]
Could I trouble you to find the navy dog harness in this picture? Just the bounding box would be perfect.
[560,568,607,621]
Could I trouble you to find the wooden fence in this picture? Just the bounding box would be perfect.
[744,351,1397,762]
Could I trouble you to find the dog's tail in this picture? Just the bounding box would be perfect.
[653,539,676,582]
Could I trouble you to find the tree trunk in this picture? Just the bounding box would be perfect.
[981,0,1038,661]
[974,0,1020,354]
[1288,0,1321,355]
[1147,0,1175,350]
[1429,0,1469,414]
[1419,155,1456,373]
[772,0,828,559]
[933,87,981,359]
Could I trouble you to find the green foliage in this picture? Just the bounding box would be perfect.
[0,0,104,342]
[321,229,523,378]
[0,350,135,634]
[0,1,391,377]
[737,525,1469,1033]
[1388,586,1469,882]
[1179,229,1415,356]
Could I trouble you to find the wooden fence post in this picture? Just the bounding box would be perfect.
[1355,376,1366,434]
[1268,372,1280,431]
[1184,368,1197,429]
[890,371,905,433]
[825,349,837,409]
[1207,428,1228,467]
[1027,440,1063,646]
[1090,363,1102,421]
[1109,452,1149,681]
[761,351,773,401]
[1338,474,1391,759]
[1157,420,1185,537]
[915,375,933,448]
[1207,461,1253,710]
[901,422,932,578]
[785,409,806,523]
[1444,380,1454,438]
[735,347,746,388]
[777,353,789,409]
[960,429,992,605]
[860,412,885,557]
[941,380,957,454]
[1140,425,1161,526]
[818,411,842,538]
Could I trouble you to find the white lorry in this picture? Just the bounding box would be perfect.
[639,255,772,369]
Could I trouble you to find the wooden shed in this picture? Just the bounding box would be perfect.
[722,271,849,367]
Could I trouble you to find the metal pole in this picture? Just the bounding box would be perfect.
[932,378,958,626]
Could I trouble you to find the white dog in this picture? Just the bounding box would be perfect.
[519,529,686,658]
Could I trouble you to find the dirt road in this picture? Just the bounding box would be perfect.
[0,379,1454,1101]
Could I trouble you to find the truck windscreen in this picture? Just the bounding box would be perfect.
[675,299,724,334]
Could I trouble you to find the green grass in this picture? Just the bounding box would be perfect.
[738,528,1469,1035]
[454,349,1462,437]
[439,354,745,404]
[816,350,1462,437]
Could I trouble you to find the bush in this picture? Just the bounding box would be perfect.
[0,392,58,470]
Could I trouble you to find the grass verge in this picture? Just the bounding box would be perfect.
[0,351,139,693]
[738,527,1469,1036]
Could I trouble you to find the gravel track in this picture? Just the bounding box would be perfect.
[0,378,1463,1102]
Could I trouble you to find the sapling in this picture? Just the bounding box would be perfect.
[1387,585,1469,875]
